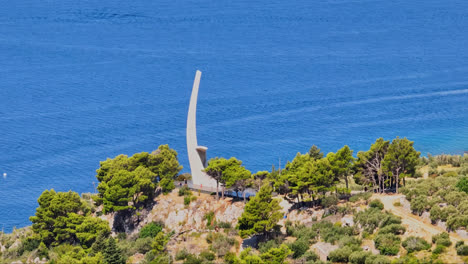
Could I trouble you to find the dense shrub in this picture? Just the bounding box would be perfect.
[410,195,428,215]
[301,250,319,262]
[339,236,362,247]
[369,199,384,210]
[430,205,442,223]
[378,224,406,235]
[184,195,192,206]
[217,221,232,229]
[199,250,216,261]
[321,195,339,208]
[288,237,309,259]
[258,239,281,253]
[349,251,372,264]
[374,233,401,255]
[176,248,190,260]
[134,237,153,253]
[457,245,468,256]
[139,222,163,238]
[349,192,372,203]
[328,245,361,263]
[432,232,451,247]
[178,186,191,196]
[354,208,401,234]
[362,254,390,264]
[443,171,458,177]
[209,233,235,257]
[402,236,430,253]
[204,211,215,227]
[433,244,446,254]
[310,221,356,244]
[456,241,468,256]
[183,254,203,264]
[260,244,292,263]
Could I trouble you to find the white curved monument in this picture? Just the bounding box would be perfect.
[187,70,217,188]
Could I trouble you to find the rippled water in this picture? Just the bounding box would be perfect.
[1,0,467,231]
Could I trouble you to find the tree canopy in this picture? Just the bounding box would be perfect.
[96,144,182,213]
[30,190,110,248]
[237,184,282,238]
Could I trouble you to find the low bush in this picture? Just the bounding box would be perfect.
[402,236,431,253]
[134,237,152,253]
[364,254,390,264]
[258,239,281,254]
[410,195,428,215]
[349,192,372,203]
[432,232,451,247]
[139,222,163,238]
[204,211,215,228]
[209,233,235,257]
[184,195,192,206]
[378,224,406,235]
[321,195,339,208]
[328,245,361,263]
[433,244,446,255]
[374,233,401,255]
[456,241,468,256]
[354,208,401,234]
[457,245,468,256]
[301,250,319,262]
[178,186,191,196]
[199,250,216,261]
[349,251,372,264]
[369,199,384,210]
[443,171,458,177]
[338,236,362,247]
[176,248,190,260]
[217,221,232,229]
[288,237,309,259]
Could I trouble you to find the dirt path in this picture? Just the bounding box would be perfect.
[374,194,465,263]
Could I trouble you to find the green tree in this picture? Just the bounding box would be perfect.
[457,177,468,194]
[237,184,283,238]
[383,137,420,193]
[252,171,270,192]
[402,236,430,253]
[309,145,324,160]
[328,145,354,190]
[75,216,111,249]
[278,152,311,202]
[96,145,182,213]
[260,244,292,264]
[205,157,250,200]
[30,190,109,247]
[103,237,125,264]
[354,138,389,193]
[221,159,251,201]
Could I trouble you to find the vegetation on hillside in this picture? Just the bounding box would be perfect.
[2,140,468,264]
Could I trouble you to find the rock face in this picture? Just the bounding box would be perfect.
[312,242,339,261]
[137,191,245,234]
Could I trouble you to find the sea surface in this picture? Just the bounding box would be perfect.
[1,0,468,231]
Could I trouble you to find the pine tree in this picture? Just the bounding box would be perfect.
[383,137,420,193]
[237,184,283,238]
[103,237,125,264]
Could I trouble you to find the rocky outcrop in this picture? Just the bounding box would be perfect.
[138,191,245,234]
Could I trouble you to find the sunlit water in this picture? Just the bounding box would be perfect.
[1,0,467,231]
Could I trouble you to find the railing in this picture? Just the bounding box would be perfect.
[174,181,257,198]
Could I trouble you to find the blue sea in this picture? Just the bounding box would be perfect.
[1,0,468,231]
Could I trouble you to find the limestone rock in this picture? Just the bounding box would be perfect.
[341,214,354,226]
[312,242,339,262]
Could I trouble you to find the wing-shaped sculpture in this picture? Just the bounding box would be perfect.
[187,71,217,188]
